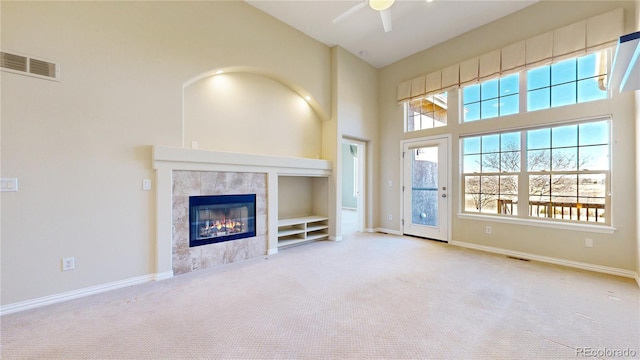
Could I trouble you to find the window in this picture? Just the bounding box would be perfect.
[463,73,519,122]
[406,93,447,131]
[463,132,520,214]
[462,119,610,224]
[527,51,608,111]
[460,50,609,122]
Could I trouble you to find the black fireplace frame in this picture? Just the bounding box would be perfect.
[189,194,256,247]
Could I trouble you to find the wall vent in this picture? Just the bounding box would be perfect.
[0,51,59,80]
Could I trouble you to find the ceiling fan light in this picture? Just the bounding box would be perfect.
[369,0,394,11]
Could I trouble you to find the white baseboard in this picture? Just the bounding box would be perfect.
[154,271,174,281]
[0,272,172,316]
[375,228,402,236]
[329,236,343,241]
[636,273,640,288]
[364,228,376,233]
[267,248,279,255]
[450,240,639,281]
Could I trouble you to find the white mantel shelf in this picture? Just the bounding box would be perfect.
[152,146,333,278]
[153,146,332,176]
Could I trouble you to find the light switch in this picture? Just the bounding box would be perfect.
[0,178,18,192]
[142,179,152,191]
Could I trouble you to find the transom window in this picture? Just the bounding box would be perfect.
[527,51,608,111]
[405,93,447,132]
[462,119,610,224]
[463,73,519,122]
[460,50,609,122]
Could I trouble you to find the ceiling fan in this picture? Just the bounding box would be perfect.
[332,0,396,33]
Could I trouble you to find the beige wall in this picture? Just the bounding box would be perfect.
[0,1,334,305]
[184,72,323,158]
[379,1,638,271]
[332,47,379,232]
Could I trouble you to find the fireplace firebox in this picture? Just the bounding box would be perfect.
[189,194,256,247]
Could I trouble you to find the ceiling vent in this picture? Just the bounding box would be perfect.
[0,51,59,81]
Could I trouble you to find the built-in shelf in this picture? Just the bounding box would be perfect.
[609,31,640,93]
[277,215,329,249]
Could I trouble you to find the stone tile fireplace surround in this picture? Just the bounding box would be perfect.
[153,146,332,278]
[172,170,267,274]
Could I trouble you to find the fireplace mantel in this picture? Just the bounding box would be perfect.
[152,146,332,278]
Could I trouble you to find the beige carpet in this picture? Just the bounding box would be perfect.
[1,230,639,359]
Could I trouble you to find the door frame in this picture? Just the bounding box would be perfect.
[342,138,366,233]
[400,134,452,242]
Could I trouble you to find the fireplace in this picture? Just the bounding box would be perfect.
[189,194,256,247]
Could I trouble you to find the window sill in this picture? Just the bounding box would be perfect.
[456,213,616,234]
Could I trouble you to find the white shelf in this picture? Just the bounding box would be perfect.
[277,215,329,249]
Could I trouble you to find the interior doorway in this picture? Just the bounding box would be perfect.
[341,139,365,235]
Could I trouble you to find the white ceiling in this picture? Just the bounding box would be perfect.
[246,0,539,68]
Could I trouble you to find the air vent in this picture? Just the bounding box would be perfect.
[29,58,56,78]
[0,51,59,81]
[0,52,27,72]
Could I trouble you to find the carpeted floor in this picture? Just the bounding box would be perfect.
[1,228,639,359]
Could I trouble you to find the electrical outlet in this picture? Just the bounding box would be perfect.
[62,257,75,271]
[485,226,492,235]
[585,238,593,248]
[388,214,392,221]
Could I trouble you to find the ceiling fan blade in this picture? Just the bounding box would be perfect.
[332,1,368,24]
[380,8,392,32]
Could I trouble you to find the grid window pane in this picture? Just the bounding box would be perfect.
[500,175,518,195]
[527,128,551,150]
[463,154,481,173]
[528,66,550,90]
[481,98,499,119]
[552,124,578,148]
[463,84,480,104]
[464,194,481,212]
[577,78,607,103]
[527,149,550,171]
[551,82,576,107]
[500,74,519,96]
[579,145,609,170]
[527,88,550,112]
[481,79,499,100]
[552,58,577,85]
[501,151,520,172]
[577,53,602,79]
[481,134,500,153]
[579,121,609,146]
[552,147,578,171]
[501,132,520,151]
[500,94,519,116]
[482,153,500,172]
[464,102,480,122]
[578,174,606,200]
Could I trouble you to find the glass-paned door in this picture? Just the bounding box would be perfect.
[403,138,449,241]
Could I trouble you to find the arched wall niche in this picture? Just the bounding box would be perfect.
[182,67,328,159]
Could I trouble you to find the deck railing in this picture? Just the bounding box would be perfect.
[495,199,605,222]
